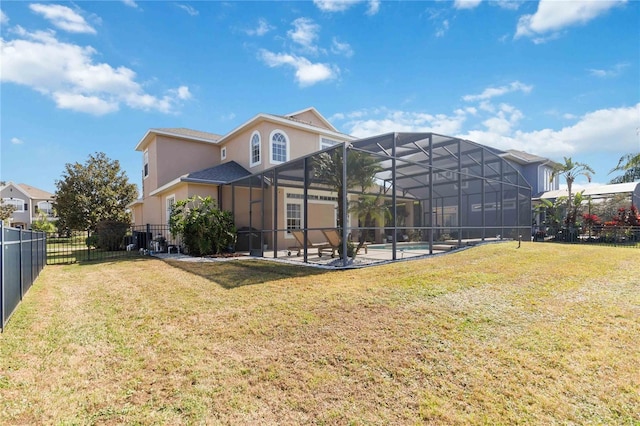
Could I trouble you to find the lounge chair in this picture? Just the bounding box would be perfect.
[287,230,334,257]
[322,229,370,256]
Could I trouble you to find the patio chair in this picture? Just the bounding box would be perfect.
[287,230,334,257]
[325,229,370,255]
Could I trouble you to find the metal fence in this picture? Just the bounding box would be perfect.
[1,222,46,332]
[46,224,181,265]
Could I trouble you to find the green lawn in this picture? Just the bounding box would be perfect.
[1,243,638,424]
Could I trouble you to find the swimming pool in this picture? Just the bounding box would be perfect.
[368,242,432,251]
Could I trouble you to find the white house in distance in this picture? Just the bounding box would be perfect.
[0,182,56,229]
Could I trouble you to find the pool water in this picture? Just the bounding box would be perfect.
[368,243,432,251]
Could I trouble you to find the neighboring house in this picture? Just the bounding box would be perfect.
[129,107,355,234]
[534,182,640,209]
[130,107,559,252]
[0,182,56,229]
[498,150,561,196]
[497,150,561,228]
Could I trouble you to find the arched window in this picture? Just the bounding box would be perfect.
[270,130,289,164]
[250,131,261,167]
[37,201,54,216]
[3,198,25,212]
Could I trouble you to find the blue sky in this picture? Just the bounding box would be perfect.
[1,0,638,194]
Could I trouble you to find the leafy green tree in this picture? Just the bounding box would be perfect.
[0,200,16,223]
[169,196,236,256]
[609,153,640,183]
[54,152,138,231]
[31,212,56,233]
[551,157,594,226]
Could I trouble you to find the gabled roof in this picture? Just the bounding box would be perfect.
[281,107,339,132]
[135,127,222,151]
[215,109,355,146]
[1,182,54,200]
[149,161,252,196]
[18,184,55,200]
[498,149,560,167]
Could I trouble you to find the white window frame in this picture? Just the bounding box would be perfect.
[319,136,340,150]
[37,201,54,216]
[285,202,302,237]
[166,195,176,225]
[3,198,25,212]
[269,129,289,165]
[284,189,338,239]
[250,131,262,167]
[221,147,227,161]
[143,149,149,179]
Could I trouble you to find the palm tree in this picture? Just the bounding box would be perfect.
[313,148,382,230]
[349,193,390,256]
[609,153,640,183]
[550,157,594,226]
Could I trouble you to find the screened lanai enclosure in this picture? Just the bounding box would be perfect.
[224,133,532,266]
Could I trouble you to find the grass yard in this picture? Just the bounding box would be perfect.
[1,242,639,424]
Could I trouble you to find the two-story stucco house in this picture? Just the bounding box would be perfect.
[128,107,357,248]
[130,107,563,255]
[1,182,56,229]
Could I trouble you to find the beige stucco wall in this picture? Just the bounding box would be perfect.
[290,110,334,130]
[154,136,219,189]
[221,121,345,175]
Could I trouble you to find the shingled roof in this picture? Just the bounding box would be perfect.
[185,161,252,184]
[152,128,222,141]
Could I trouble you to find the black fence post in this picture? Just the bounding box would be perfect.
[87,230,91,261]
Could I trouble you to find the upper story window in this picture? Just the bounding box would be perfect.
[143,149,149,179]
[36,201,54,216]
[320,137,340,150]
[3,198,25,212]
[270,130,289,164]
[221,147,227,161]
[250,131,261,167]
[543,167,556,192]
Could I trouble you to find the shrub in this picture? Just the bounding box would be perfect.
[95,220,130,251]
[169,196,237,256]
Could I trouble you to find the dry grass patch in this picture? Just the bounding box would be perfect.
[1,243,639,424]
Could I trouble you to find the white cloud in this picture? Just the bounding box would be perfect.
[333,103,640,161]
[288,18,321,53]
[340,107,467,138]
[11,137,24,145]
[515,0,626,40]
[177,4,199,16]
[258,50,337,87]
[1,10,8,25]
[29,3,96,34]
[122,0,139,8]
[313,0,381,15]
[435,20,450,38]
[460,104,640,157]
[246,18,274,36]
[588,62,629,78]
[493,0,522,11]
[463,81,533,102]
[454,0,482,10]
[367,0,380,15]
[0,28,190,115]
[331,37,353,57]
